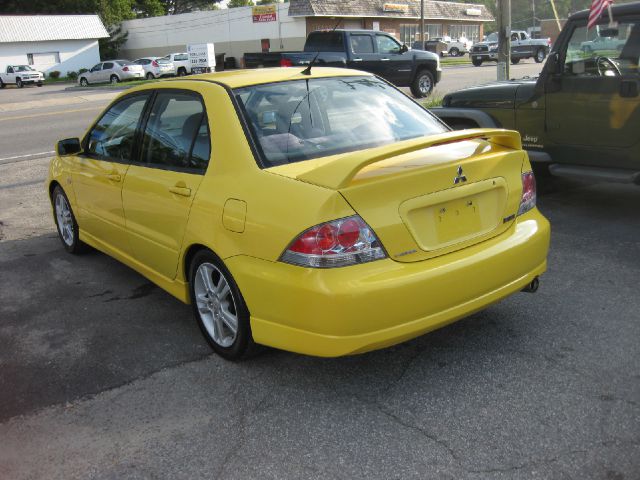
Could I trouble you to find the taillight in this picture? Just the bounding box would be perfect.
[122,66,129,71]
[280,216,387,268]
[517,171,536,216]
[280,58,293,67]
[152,60,159,67]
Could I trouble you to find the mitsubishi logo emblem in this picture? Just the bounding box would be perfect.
[454,166,467,184]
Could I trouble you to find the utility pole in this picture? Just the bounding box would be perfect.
[496,0,511,81]
[420,0,425,49]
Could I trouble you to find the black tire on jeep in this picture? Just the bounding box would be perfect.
[472,58,483,67]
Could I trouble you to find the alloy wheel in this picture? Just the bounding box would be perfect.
[419,74,432,96]
[55,193,74,247]
[194,262,239,348]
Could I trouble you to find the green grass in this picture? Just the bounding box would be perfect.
[421,96,443,108]
[440,56,472,66]
[68,78,159,90]
[44,77,75,84]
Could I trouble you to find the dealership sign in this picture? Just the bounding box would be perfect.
[252,5,277,23]
[383,3,409,13]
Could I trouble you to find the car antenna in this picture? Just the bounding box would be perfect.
[301,19,342,76]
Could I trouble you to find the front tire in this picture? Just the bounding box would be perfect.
[189,250,256,360]
[52,185,85,254]
[410,69,434,98]
[534,48,546,63]
[80,77,89,86]
[16,78,23,88]
[472,58,483,66]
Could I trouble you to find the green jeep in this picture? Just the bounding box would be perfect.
[434,2,640,185]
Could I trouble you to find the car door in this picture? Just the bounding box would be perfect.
[101,62,115,82]
[545,18,640,168]
[72,92,152,254]
[87,63,102,82]
[122,90,211,279]
[375,33,413,85]
[347,33,383,77]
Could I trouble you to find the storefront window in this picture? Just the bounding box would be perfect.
[448,25,480,42]
[400,24,443,44]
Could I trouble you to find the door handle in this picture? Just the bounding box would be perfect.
[106,173,121,182]
[169,186,191,197]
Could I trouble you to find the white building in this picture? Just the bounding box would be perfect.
[0,15,109,75]
[121,3,306,63]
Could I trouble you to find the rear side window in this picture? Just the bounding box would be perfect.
[351,34,374,54]
[141,91,210,173]
[305,32,345,52]
[103,62,114,70]
[174,54,188,61]
[86,94,150,161]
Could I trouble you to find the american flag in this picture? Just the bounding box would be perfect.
[588,0,613,30]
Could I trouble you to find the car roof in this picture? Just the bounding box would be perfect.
[130,67,373,90]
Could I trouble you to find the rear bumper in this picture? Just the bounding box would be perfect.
[226,209,550,357]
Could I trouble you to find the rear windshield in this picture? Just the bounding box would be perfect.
[116,60,132,66]
[304,32,345,52]
[234,76,447,168]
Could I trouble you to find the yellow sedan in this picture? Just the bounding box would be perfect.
[47,68,550,359]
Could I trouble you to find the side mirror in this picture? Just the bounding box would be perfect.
[400,43,409,54]
[56,138,82,156]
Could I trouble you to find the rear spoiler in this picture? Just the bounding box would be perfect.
[297,129,522,190]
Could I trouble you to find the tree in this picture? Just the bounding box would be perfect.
[227,0,254,7]
[161,0,223,14]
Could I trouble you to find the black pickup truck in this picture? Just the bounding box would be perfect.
[433,2,640,185]
[244,29,441,97]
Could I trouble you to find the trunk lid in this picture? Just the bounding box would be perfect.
[268,129,526,263]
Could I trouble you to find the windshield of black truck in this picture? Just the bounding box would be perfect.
[234,76,447,168]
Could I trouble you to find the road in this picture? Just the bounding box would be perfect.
[1,62,638,480]
[0,62,543,163]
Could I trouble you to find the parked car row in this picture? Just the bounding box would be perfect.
[78,53,192,86]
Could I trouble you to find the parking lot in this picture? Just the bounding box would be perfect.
[0,64,639,479]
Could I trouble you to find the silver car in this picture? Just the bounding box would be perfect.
[133,57,176,79]
[78,60,145,86]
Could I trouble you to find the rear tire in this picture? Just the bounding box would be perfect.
[37,82,43,87]
[410,69,434,98]
[52,185,86,254]
[0,79,5,89]
[16,78,23,88]
[110,75,119,84]
[511,57,521,64]
[146,72,154,80]
[472,58,483,67]
[449,47,460,57]
[534,48,546,63]
[177,67,187,77]
[189,250,257,360]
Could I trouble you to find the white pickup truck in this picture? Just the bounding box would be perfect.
[0,65,45,88]
[470,31,551,66]
[160,53,191,76]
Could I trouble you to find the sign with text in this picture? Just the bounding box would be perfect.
[252,5,277,23]
[383,3,409,13]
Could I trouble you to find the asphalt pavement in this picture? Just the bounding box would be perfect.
[0,63,638,479]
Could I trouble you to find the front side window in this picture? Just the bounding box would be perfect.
[235,76,447,167]
[141,92,210,173]
[350,34,374,54]
[90,63,101,72]
[564,21,639,77]
[376,35,401,54]
[86,94,150,161]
